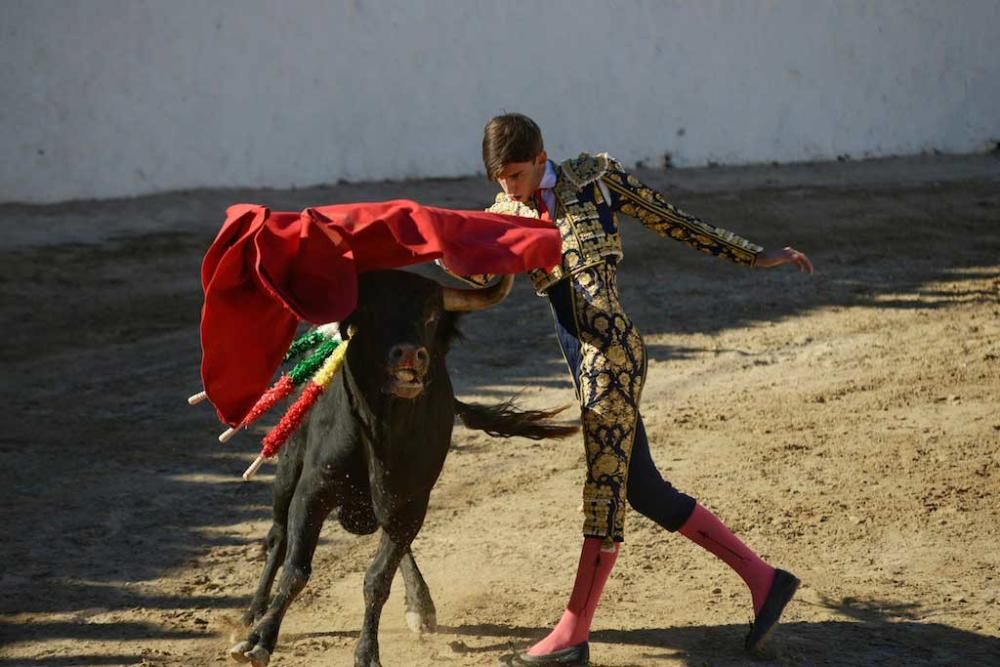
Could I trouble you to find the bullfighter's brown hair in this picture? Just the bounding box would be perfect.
[482,113,544,181]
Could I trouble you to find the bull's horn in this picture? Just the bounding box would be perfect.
[442,275,514,312]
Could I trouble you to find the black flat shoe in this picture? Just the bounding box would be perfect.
[496,642,589,666]
[745,568,800,652]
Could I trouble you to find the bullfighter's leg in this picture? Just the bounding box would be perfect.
[677,503,799,651]
[399,547,437,634]
[627,414,799,652]
[625,416,696,531]
[242,434,307,627]
[504,266,640,664]
[354,506,426,667]
[230,465,339,667]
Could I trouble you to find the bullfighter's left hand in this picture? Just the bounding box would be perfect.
[755,247,813,274]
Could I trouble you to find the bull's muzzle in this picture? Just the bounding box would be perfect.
[384,344,430,399]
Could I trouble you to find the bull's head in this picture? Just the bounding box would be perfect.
[341,271,513,401]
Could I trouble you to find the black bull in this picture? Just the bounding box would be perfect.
[230,270,577,667]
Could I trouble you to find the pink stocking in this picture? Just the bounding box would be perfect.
[679,503,775,614]
[527,537,619,656]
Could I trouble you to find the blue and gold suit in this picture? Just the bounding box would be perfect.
[447,153,762,544]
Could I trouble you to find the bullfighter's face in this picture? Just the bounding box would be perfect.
[495,151,547,204]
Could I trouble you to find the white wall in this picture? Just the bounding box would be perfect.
[3,0,998,203]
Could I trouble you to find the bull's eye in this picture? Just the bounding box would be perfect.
[424,312,440,327]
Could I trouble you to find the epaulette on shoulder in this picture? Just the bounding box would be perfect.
[487,193,538,217]
[560,152,613,188]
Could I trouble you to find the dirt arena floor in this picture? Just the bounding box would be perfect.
[1,154,998,666]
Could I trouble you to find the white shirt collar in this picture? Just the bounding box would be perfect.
[538,159,557,190]
[534,160,558,216]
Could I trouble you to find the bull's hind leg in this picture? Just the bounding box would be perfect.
[242,436,306,628]
[230,467,339,667]
[399,548,437,634]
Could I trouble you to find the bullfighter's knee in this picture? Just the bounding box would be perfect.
[627,479,697,532]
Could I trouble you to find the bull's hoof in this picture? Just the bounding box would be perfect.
[405,610,437,634]
[229,641,271,667]
[246,645,271,667]
[228,641,252,663]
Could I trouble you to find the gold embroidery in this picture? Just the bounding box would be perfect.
[528,159,623,295]
[478,155,762,544]
[561,152,611,188]
[601,158,762,266]
[486,192,539,219]
[485,152,761,298]
[570,264,646,542]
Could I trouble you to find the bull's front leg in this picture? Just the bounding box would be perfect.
[242,443,304,627]
[231,469,336,667]
[241,521,287,629]
[399,547,437,634]
[355,522,421,667]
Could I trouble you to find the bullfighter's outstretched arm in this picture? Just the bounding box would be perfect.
[598,157,763,267]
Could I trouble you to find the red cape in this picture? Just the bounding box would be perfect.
[200,199,560,426]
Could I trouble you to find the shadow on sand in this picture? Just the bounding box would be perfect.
[439,593,1000,666]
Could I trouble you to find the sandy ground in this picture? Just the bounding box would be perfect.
[1,154,998,667]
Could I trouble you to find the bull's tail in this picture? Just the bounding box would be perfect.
[454,398,578,440]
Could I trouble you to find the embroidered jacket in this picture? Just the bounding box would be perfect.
[441,152,763,294]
